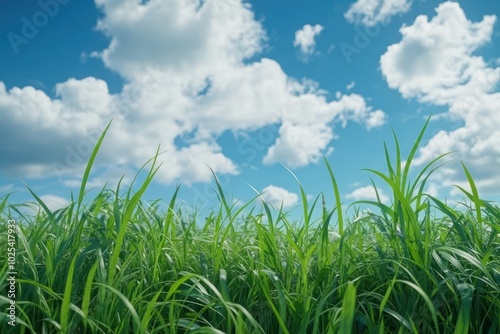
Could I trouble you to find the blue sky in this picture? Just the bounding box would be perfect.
[1,0,499,219]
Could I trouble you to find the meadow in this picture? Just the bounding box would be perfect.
[1,119,499,333]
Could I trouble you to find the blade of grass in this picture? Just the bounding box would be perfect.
[339,282,357,334]
[323,158,343,235]
[76,120,112,214]
[60,255,77,334]
[108,147,162,286]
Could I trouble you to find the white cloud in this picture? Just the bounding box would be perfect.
[0,0,385,186]
[293,24,324,60]
[94,0,266,80]
[263,122,334,168]
[380,1,500,197]
[39,195,69,211]
[334,93,387,129]
[380,2,497,102]
[0,78,116,179]
[80,52,88,64]
[346,185,390,203]
[156,142,238,185]
[425,182,440,198]
[63,164,136,189]
[22,194,68,215]
[345,0,412,26]
[347,81,356,90]
[261,185,299,208]
[232,198,243,208]
[263,93,385,167]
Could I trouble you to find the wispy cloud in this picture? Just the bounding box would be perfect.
[345,0,412,26]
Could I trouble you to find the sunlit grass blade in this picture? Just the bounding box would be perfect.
[141,290,162,330]
[60,255,77,334]
[401,116,431,196]
[76,120,112,214]
[210,167,232,220]
[456,162,483,226]
[22,183,56,223]
[339,282,357,334]
[107,146,162,286]
[323,158,344,235]
[260,269,289,334]
[81,259,99,328]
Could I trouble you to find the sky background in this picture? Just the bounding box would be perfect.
[1,0,499,220]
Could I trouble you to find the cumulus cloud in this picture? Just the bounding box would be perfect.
[0,78,114,179]
[425,182,440,198]
[157,142,238,185]
[263,122,333,168]
[261,185,299,208]
[20,194,68,216]
[380,1,500,196]
[345,0,412,26]
[0,0,385,187]
[263,93,385,167]
[293,24,324,60]
[346,185,390,203]
[38,194,69,211]
[94,0,266,80]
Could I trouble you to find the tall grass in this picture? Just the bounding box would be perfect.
[1,119,499,333]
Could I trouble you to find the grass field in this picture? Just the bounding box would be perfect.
[1,120,499,333]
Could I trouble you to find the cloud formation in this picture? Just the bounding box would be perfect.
[346,185,390,203]
[0,0,385,187]
[380,1,500,196]
[39,194,69,211]
[345,0,411,26]
[293,24,324,60]
[261,185,299,208]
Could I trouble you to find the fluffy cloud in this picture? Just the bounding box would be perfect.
[293,24,324,60]
[380,1,500,196]
[263,93,386,167]
[38,195,69,211]
[261,185,299,208]
[20,194,68,215]
[94,0,266,80]
[0,78,114,178]
[381,2,497,102]
[346,185,390,203]
[156,142,239,185]
[0,0,385,186]
[345,0,412,26]
[263,122,333,168]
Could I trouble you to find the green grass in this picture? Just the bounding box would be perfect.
[1,119,499,333]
